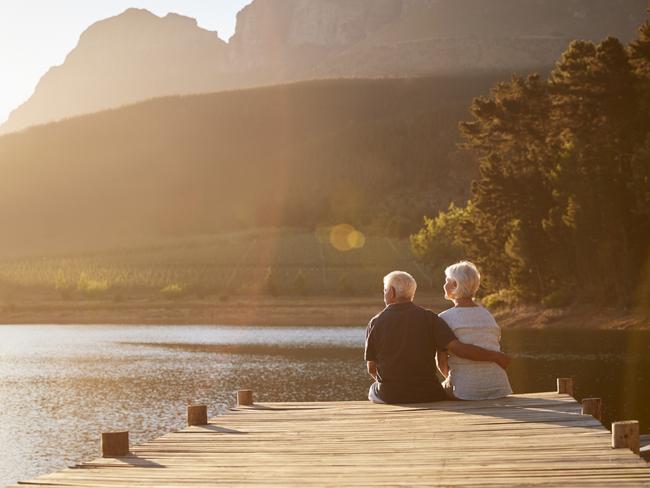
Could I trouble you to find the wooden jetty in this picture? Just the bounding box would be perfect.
[12,381,649,487]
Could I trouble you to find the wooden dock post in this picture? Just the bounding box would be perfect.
[237,389,253,406]
[101,431,129,458]
[187,404,208,426]
[581,398,602,422]
[557,377,574,396]
[612,420,640,454]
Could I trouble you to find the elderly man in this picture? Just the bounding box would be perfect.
[365,270,510,404]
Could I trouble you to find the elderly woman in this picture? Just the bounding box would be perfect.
[436,261,512,400]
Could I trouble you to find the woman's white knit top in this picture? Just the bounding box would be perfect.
[439,306,512,400]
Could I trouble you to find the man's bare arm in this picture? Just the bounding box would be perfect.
[447,340,511,370]
[367,361,377,380]
[435,350,449,378]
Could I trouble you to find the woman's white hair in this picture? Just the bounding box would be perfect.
[383,270,417,300]
[445,261,481,299]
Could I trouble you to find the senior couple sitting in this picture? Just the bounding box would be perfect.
[365,261,512,404]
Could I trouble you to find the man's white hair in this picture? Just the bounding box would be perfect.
[445,261,481,299]
[383,270,417,300]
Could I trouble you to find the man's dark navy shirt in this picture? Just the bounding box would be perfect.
[364,301,457,403]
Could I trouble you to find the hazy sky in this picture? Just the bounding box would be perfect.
[0,1,252,124]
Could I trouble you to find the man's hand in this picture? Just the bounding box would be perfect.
[447,340,511,370]
[494,351,511,370]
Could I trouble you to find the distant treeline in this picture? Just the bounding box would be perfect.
[0,74,512,257]
[412,20,650,308]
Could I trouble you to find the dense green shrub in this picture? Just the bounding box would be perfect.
[481,289,518,311]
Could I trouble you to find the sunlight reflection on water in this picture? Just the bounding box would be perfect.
[0,325,366,487]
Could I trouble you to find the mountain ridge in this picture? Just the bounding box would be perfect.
[2,0,647,134]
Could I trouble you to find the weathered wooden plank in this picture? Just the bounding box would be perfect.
[10,392,649,487]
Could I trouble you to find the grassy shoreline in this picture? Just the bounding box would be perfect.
[494,305,650,330]
[0,295,648,329]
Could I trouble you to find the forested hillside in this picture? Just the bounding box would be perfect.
[412,20,650,308]
[0,74,505,257]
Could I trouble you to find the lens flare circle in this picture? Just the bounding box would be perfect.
[347,230,366,249]
[329,224,365,252]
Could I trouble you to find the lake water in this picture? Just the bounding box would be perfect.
[1,325,648,487]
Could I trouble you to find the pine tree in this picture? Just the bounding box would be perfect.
[549,37,638,302]
[458,75,556,298]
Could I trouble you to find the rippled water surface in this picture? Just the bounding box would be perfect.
[1,325,649,487]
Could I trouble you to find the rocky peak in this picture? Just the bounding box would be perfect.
[1,8,229,134]
[74,8,225,54]
[230,0,402,49]
[227,0,403,75]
